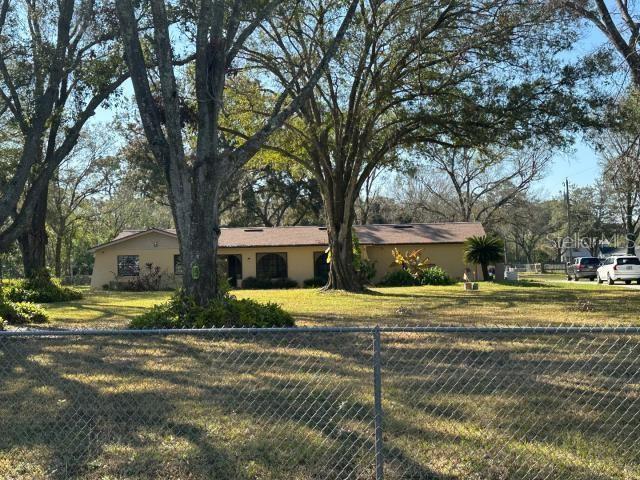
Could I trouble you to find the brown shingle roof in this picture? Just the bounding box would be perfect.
[355,223,486,245]
[90,223,485,251]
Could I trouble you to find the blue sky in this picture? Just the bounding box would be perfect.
[541,141,601,195]
[538,22,623,194]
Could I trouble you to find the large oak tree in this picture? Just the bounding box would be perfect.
[47,130,121,277]
[595,94,640,255]
[561,0,640,86]
[246,0,593,291]
[0,0,127,276]
[401,144,552,228]
[115,0,358,304]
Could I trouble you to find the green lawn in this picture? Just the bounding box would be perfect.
[38,278,640,330]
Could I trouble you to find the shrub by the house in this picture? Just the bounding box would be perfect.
[380,249,453,286]
[130,291,295,329]
[303,277,327,288]
[418,266,452,286]
[379,269,419,286]
[357,258,377,284]
[391,248,432,277]
[242,277,298,289]
[112,263,169,291]
[0,279,50,325]
[4,271,82,303]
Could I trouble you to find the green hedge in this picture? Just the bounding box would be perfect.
[241,277,298,289]
[4,277,82,303]
[303,277,327,288]
[378,267,453,286]
[379,269,419,286]
[419,266,453,286]
[0,300,48,324]
[130,291,295,329]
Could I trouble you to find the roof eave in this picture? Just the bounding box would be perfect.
[88,228,177,253]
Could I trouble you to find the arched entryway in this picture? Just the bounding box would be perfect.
[256,252,287,280]
[314,251,329,282]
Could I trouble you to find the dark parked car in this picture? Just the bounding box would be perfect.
[567,257,601,281]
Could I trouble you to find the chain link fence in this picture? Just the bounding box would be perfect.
[1,326,639,479]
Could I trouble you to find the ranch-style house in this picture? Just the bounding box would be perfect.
[89,222,486,289]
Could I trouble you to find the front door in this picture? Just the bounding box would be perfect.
[314,251,329,282]
[228,255,242,287]
[219,254,242,287]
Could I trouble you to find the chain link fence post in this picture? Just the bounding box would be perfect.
[373,325,384,480]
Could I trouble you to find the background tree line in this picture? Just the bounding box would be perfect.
[0,0,637,301]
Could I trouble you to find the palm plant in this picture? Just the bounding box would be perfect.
[463,235,505,281]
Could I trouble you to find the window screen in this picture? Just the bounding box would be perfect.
[256,253,287,279]
[117,255,140,276]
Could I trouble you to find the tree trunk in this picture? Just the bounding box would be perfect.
[172,188,222,306]
[323,190,363,292]
[54,225,65,277]
[64,233,73,277]
[18,186,49,278]
[480,262,489,281]
[525,250,533,264]
[625,198,636,255]
[178,234,220,305]
[54,236,63,277]
[325,222,363,291]
[115,0,358,307]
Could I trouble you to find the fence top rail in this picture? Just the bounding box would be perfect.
[1,325,640,337]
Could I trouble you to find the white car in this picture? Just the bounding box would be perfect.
[596,256,640,285]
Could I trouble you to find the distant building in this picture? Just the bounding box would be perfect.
[560,247,592,263]
[598,246,632,258]
[561,245,634,263]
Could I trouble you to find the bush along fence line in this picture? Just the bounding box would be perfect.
[1,326,639,479]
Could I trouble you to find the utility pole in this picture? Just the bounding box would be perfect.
[503,236,508,265]
[565,178,573,264]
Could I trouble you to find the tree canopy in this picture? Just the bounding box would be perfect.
[0,0,128,279]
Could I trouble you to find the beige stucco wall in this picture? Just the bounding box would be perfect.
[221,245,325,285]
[90,232,328,289]
[363,243,482,282]
[90,232,478,289]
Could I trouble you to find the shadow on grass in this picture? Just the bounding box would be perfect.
[495,279,554,288]
[0,332,445,479]
[1,330,639,479]
[30,282,640,332]
[378,332,640,479]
